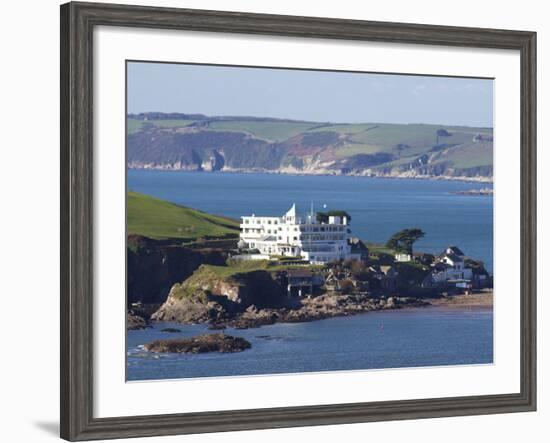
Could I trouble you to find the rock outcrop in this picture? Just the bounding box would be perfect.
[224,294,429,328]
[127,312,150,330]
[144,333,251,353]
[151,266,288,324]
[152,265,429,329]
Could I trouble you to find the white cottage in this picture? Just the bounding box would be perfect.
[424,246,473,287]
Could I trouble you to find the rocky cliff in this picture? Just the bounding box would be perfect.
[151,264,429,327]
[127,235,232,304]
[151,266,289,324]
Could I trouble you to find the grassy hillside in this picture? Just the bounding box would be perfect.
[181,261,325,290]
[430,141,493,169]
[127,191,239,240]
[127,113,493,180]
[207,120,318,142]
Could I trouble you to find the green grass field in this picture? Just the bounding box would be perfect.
[431,141,493,169]
[127,191,239,240]
[333,143,386,158]
[185,260,326,283]
[207,120,318,142]
[147,119,196,128]
[366,243,397,255]
[306,123,378,135]
[127,119,146,134]
[127,118,197,134]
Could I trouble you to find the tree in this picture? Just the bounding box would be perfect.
[436,128,451,145]
[386,228,426,255]
[415,252,435,266]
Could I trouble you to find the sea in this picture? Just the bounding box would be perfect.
[127,170,493,270]
[127,308,493,381]
[127,170,494,380]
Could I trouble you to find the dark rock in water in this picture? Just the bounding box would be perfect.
[255,335,284,341]
[127,313,150,330]
[144,333,251,354]
[452,188,493,196]
[160,327,181,333]
[226,309,279,329]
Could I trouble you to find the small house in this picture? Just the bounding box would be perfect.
[348,237,370,261]
[422,246,473,288]
[286,269,324,297]
[395,252,412,262]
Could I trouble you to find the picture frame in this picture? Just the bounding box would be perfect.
[60,1,537,441]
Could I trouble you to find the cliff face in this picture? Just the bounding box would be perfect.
[151,267,288,324]
[127,235,231,304]
[127,128,284,171]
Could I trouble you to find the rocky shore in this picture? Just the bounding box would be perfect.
[155,291,430,330]
[452,188,494,196]
[144,333,251,354]
[152,166,493,184]
[132,244,492,332]
[127,312,150,330]
[137,289,493,331]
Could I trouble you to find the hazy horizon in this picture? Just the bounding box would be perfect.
[128,62,494,127]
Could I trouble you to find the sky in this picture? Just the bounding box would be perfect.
[127,61,494,127]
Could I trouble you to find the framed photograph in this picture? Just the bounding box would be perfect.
[60,1,536,440]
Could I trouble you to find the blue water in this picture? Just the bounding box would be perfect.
[128,170,493,270]
[127,307,493,381]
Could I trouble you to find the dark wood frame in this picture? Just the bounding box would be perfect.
[60,1,537,441]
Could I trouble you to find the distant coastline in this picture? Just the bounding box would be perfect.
[127,166,493,184]
[452,187,494,195]
[127,113,494,184]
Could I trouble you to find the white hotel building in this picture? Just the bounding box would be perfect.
[239,204,359,263]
